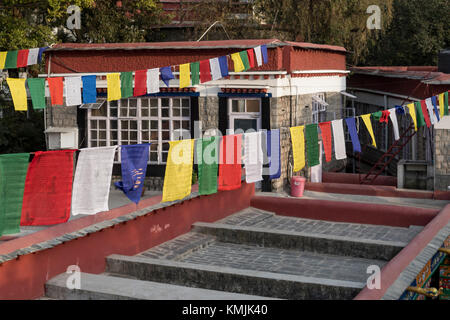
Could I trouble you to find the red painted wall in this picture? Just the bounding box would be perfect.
[0,183,255,300]
[322,172,397,187]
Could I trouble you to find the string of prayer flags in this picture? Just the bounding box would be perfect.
[345,117,361,153]
[218,56,229,78]
[17,50,29,68]
[114,144,150,204]
[147,68,160,94]
[0,47,47,69]
[244,132,263,183]
[107,73,121,101]
[231,52,245,72]
[425,98,437,125]
[388,108,400,141]
[134,70,147,97]
[120,72,133,99]
[290,126,305,172]
[162,139,194,203]
[331,120,347,160]
[6,78,28,111]
[305,124,320,167]
[0,153,29,236]
[361,114,377,148]
[318,122,333,162]
[196,137,219,196]
[431,96,440,122]
[0,51,7,69]
[415,101,426,128]
[267,130,281,179]
[21,150,76,226]
[190,62,200,86]
[4,50,18,69]
[218,134,242,191]
[239,51,251,71]
[179,63,191,89]
[406,103,418,131]
[420,100,432,128]
[82,75,97,104]
[47,77,64,106]
[199,60,212,83]
[209,58,222,81]
[27,78,46,109]
[72,146,117,215]
[160,66,174,87]
[65,76,82,106]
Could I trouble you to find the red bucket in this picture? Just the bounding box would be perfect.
[291,176,306,197]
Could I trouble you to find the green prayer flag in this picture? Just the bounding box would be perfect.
[0,153,29,236]
[27,78,46,109]
[190,62,200,86]
[305,124,320,167]
[239,51,250,71]
[120,72,133,98]
[196,137,219,196]
[4,50,18,69]
[415,101,426,128]
[445,92,449,116]
[372,111,382,122]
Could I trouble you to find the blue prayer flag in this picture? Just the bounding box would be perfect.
[261,45,268,64]
[82,75,97,104]
[38,47,48,63]
[267,130,281,180]
[115,144,150,204]
[345,118,361,153]
[160,66,174,87]
[218,56,229,77]
[431,96,440,122]
[395,105,405,115]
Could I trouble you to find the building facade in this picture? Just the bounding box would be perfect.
[41,39,348,191]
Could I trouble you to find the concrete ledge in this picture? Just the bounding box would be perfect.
[106,254,365,300]
[192,222,406,261]
[322,172,397,187]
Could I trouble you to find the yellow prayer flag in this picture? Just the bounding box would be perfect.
[6,78,27,111]
[439,93,445,119]
[406,103,417,131]
[231,53,245,73]
[0,52,7,69]
[162,139,194,203]
[361,114,377,148]
[290,126,305,173]
[179,63,191,89]
[106,73,121,101]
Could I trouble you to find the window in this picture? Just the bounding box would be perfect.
[312,93,327,124]
[228,98,262,133]
[88,97,191,164]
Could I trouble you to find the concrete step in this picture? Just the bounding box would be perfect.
[192,221,407,261]
[106,254,365,300]
[45,272,276,300]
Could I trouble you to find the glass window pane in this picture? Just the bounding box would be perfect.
[162,152,168,163]
[173,99,180,107]
[161,98,169,107]
[110,120,118,130]
[99,120,106,129]
[141,99,149,109]
[150,152,158,162]
[129,108,137,117]
[246,99,260,113]
[150,131,158,140]
[92,104,107,117]
[162,143,170,151]
[173,107,180,116]
[121,121,129,129]
[99,141,107,147]
[161,120,169,130]
[150,144,158,152]
[173,121,180,129]
[130,121,137,130]
[121,131,129,140]
[162,131,170,140]
[141,108,149,117]
[150,120,158,129]
[161,108,169,118]
[90,120,97,129]
[110,131,117,140]
[130,131,137,140]
[91,141,97,147]
[150,98,158,108]
[99,131,106,139]
[182,108,190,117]
[110,100,118,108]
[129,99,137,108]
[142,121,149,130]
[110,107,118,117]
[91,130,97,139]
[120,107,128,117]
[142,131,149,141]
[182,121,189,130]
[182,99,190,108]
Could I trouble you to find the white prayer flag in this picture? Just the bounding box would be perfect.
[27,48,40,66]
[388,108,400,141]
[209,57,222,81]
[72,146,117,216]
[331,119,347,160]
[254,46,263,67]
[425,98,437,125]
[147,68,160,94]
[65,76,82,106]
[244,131,263,183]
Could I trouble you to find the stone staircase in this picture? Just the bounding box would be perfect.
[43,208,424,300]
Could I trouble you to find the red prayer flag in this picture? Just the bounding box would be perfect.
[247,49,256,68]
[16,49,29,68]
[47,77,64,106]
[133,69,147,97]
[218,134,242,191]
[420,100,431,128]
[319,122,332,162]
[200,59,212,83]
[20,150,76,226]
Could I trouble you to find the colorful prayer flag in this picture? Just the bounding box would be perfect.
[305,124,320,167]
[239,51,250,71]
[6,78,28,111]
[21,150,76,226]
[72,147,117,215]
[244,132,263,183]
[134,70,147,97]
[4,50,18,69]
[254,46,263,67]
[261,45,268,64]
[209,58,222,81]
[200,59,212,83]
[406,103,418,131]
[331,120,347,160]
[38,47,48,63]
[361,114,377,148]
[267,129,281,179]
[107,73,121,101]
[82,75,97,104]
[27,78,46,109]
[444,91,449,116]
[415,101,426,128]
[65,76,82,106]
[16,49,29,68]
[420,100,431,128]
[147,68,160,94]
[290,126,305,172]
[115,144,150,204]
[388,108,400,140]
[162,139,194,202]
[319,122,333,162]
[196,137,219,196]
[345,117,361,153]
[47,77,64,106]
[431,96,440,122]
[160,66,174,87]
[218,134,242,191]
[425,98,437,124]
[190,62,200,86]
[231,52,245,72]
[218,56,229,77]
[247,49,256,68]
[0,153,29,236]
[27,48,40,66]
[0,51,7,69]
[179,63,191,89]
[120,71,133,99]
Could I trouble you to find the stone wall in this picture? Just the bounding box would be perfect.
[434,129,450,191]
[45,104,78,128]
[198,96,219,133]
